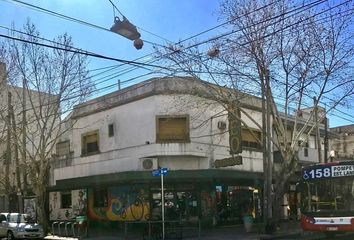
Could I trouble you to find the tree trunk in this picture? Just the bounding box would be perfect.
[36,184,49,233]
[273,181,286,227]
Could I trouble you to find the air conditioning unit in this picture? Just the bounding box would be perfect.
[217,121,227,130]
[139,158,158,171]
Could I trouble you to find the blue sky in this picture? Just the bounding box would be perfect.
[0,0,353,127]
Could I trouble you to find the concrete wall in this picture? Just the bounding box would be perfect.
[53,93,264,184]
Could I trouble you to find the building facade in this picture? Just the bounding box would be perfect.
[330,124,354,161]
[0,62,59,216]
[48,77,328,227]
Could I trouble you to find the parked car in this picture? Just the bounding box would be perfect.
[0,213,44,239]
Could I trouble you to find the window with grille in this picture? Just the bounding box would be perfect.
[241,128,262,149]
[156,115,190,143]
[56,140,70,156]
[82,131,99,155]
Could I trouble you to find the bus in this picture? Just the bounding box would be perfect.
[299,160,354,236]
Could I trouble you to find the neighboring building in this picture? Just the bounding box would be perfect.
[48,77,328,226]
[0,62,59,214]
[330,124,354,161]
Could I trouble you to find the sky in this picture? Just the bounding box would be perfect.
[0,0,353,128]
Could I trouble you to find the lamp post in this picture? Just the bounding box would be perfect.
[110,17,143,50]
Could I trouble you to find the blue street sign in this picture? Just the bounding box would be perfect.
[161,168,168,176]
[152,169,160,177]
[152,168,169,177]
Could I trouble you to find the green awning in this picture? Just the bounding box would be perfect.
[50,169,263,191]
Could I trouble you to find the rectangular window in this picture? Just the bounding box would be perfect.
[241,128,262,149]
[156,115,190,143]
[82,131,99,155]
[93,189,108,208]
[61,192,72,208]
[108,124,114,137]
[304,142,309,157]
[56,141,70,156]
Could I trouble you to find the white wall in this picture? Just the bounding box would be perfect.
[53,94,264,184]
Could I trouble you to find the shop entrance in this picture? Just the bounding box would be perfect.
[215,185,260,225]
[150,185,199,221]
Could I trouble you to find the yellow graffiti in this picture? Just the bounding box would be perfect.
[107,201,150,221]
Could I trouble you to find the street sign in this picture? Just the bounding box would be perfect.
[160,168,168,175]
[152,169,160,177]
[152,168,168,176]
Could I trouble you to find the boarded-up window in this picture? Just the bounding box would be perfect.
[156,115,190,143]
[242,128,262,149]
[56,141,70,156]
[82,131,99,155]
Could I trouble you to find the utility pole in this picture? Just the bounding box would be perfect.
[261,73,268,223]
[22,78,28,194]
[265,70,273,221]
[313,97,322,163]
[5,92,12,211]
[10,103,21,192]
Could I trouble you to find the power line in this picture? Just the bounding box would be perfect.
[0,32,176,72]
[3,0,328,87]
[108,0,173,43]
[178,0,278,44]
[3,0,170,46]
[2,0,352,118]
[82,0,333,86]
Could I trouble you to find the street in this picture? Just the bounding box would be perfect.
[274,232,354,240]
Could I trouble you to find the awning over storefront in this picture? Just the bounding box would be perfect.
[50,169,263,191]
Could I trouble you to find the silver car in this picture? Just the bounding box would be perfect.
[0,213,44,240]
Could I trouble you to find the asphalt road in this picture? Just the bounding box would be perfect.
[276,232,354,240]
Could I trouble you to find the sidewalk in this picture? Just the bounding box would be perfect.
[44,221,306,240]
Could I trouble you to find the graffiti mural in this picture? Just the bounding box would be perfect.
[88,185,150,221]
[49,189,87,221]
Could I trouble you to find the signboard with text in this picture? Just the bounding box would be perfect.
[214,156,242,168]
[302,164,354,181]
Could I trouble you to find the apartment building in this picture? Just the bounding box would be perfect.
[330,124,354,161]
[48,76,327,226]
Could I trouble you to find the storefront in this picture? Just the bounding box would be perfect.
[48,169,262,227]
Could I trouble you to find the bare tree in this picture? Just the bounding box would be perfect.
[0,20,94,230]
[157,0,354,227]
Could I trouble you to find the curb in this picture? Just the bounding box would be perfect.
[45,236,79,240]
